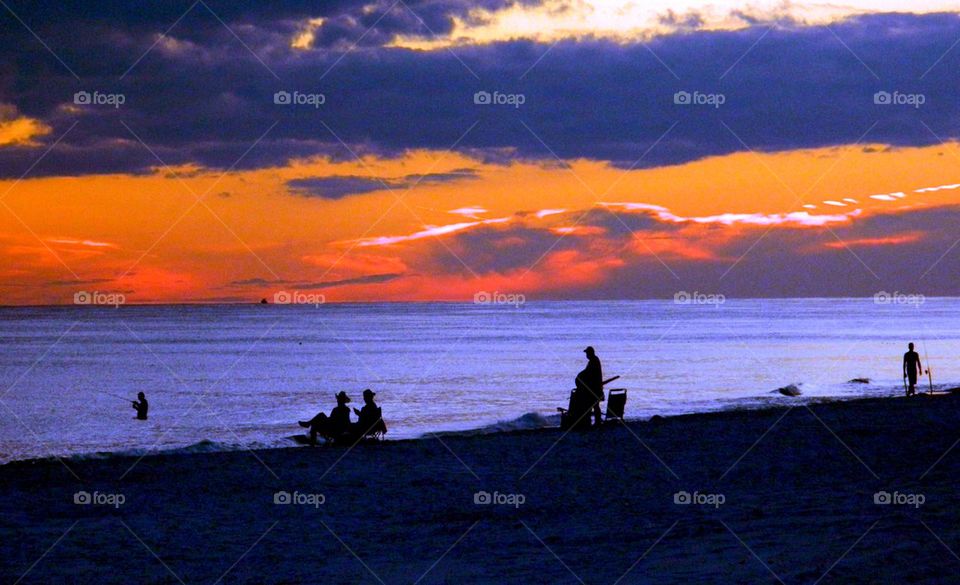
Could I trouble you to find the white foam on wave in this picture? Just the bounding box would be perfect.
[60,439,247,462]
[426,412,560,438]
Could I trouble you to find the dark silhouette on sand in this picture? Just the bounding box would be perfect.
[903,342,923,397]
[559,347,622,430]
[353,389,387,438]
[576,346,604,426]
[299,391,352,444]
[132,392,148,420]
[299,390,387,445]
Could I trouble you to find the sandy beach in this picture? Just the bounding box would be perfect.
[3,394,959,584]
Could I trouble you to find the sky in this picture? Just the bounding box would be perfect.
[3,0,960,304]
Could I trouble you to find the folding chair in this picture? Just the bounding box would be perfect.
[603,389,627,424]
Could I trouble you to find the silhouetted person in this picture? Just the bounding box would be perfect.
[903,342,923,397]
[576,346,604,427]
[131,392,148,420]
[353,389,387,438]
[299,391,352,444]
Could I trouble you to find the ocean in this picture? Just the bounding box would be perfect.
[0,298,955,463]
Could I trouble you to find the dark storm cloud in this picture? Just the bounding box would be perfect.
[225,273,402,288]
[287,169,477,198]
[226,278,290,287]
[288,176,389,199]
[294,273,404,288]
[3,9,960,177]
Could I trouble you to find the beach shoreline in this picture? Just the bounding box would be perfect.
[1,388,918,468]
[4,393,960,583]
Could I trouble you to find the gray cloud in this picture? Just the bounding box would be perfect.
[3,10,960,178]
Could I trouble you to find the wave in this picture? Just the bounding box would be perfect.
[59,439,245,462]
[6,415,565,465]
[426,411,560,438]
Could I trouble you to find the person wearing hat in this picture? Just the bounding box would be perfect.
[353,389,387,438]
[298,391,353,444]
[575,346,604,427]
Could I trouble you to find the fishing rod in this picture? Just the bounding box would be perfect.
[92,389,135,402]
[921,327,935,395]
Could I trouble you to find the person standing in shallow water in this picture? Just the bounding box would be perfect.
[903,342,923,397]
[576,346,604,427]
[132,392,148,420]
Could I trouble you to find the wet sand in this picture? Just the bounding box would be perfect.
[3,394,960,584]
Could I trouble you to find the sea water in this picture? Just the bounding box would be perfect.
[0,298,956,462]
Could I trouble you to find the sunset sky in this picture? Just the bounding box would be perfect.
[3,0,960,303]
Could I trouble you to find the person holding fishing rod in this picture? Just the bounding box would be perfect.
[93,389,149,419]
[576,346,605,427]
[903,342,924,397]
[131,392,148,419]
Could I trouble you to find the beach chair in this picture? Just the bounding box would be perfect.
[557,389,587,430]
[310,410,388,446]
[364,407,388,440]
[603,389,627,424]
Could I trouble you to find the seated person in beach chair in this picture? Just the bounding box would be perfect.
[299,391,353,445]
[559,385,595,431]
[352,389,387,440]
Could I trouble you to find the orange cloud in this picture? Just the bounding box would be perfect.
[3,141,960,303]
[0,105,52,147]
